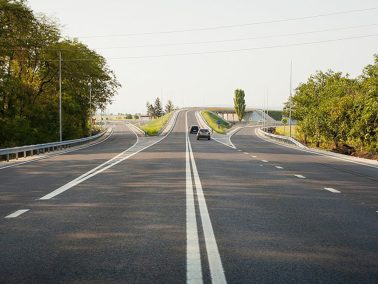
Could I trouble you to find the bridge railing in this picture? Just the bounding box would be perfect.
[0,128,110,162]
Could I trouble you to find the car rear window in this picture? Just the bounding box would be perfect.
[200,129,209,133]
[191,126,198,130]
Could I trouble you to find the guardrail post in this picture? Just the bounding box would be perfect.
[6,154,9,162]
[23,151,26,158]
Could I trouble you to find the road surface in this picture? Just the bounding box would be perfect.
[1,111,377,283]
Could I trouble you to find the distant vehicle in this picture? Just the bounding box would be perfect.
[189,125,199,134]
[197,128,211,140]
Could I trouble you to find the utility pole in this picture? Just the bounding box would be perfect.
[289,60,293,138]
[59,51,62,142]
[266,90,269,127]
[89,82,92,136]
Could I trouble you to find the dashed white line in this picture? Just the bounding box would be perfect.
[5,209,30,218]
[275,166,283,169]
[324,187,341,193]
[261,160,268,163]
[237,149,242,152]
[251,155,257,158]
[243,152,249,155]
[294,174,306,179]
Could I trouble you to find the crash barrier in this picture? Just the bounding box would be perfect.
[0,128,110,162]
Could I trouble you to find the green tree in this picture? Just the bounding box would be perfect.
[146,101,155,118]
[0,0,120,146]
[154,97,163,117]
[165,100,174,113]
[233,89,246,122]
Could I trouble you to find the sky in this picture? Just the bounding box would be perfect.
[26,0,378,114]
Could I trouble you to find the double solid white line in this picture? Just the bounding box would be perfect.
[186,112,226,284]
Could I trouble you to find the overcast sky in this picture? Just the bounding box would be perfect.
[27,0,378,114]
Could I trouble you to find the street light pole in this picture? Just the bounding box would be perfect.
[59,51,62,142]
[289,60,293,138]
[89,82,92,136]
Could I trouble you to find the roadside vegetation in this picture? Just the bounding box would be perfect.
[146,98,175,119]
[140,112,173,136]
[0,0,119,147]
[201,110,231,134]
[285,54,378,159]
[233,89,246,122]
[275,125,299,138]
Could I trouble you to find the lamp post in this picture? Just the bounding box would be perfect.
[89,82,92,136]
[289,61,293,138]
[59,51,62,141]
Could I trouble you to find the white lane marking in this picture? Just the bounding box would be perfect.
[261,160,268,163]
[185,112,203,283]
[275,166,283,169]
[5,209,30,218]
[251,155,257,158]
[237,149,242,152]
[324,187,341,193]
[243,152,249,155]
[294,174,306,179]
[187,132,226,284]
[40,111,182,200]
[211,137,237,149]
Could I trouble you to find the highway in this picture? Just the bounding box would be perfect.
[0,110,377,283]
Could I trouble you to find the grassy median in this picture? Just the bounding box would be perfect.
[140,112,173,136]
[201,110,231,134]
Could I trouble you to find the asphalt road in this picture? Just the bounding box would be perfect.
[0,111,377,283]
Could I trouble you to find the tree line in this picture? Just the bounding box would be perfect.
[146,98,175,118]
[286,54,378,156]
[0,0,120,147]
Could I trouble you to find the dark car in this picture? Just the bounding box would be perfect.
[197,128,211,140]
[189,125,199,134]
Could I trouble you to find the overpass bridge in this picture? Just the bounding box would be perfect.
[207,107,278,123]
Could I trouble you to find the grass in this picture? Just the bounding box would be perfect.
[275,125,299,138]
[140,112,173,136]
[201,110,231,134]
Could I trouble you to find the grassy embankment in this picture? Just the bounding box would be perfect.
[275,125,299,138]
[140,112,173,136]
[201,110,231,134]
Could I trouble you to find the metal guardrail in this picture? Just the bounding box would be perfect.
[258,127,307,149]
[0,129,109,162]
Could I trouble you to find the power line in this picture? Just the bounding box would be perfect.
[3,23,378,52]
[104,34,378,60]
[90,23,378,50]
[4,33,377,62]
[22,33,375,62]
[76,6,378,38]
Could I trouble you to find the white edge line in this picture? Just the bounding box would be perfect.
[253,127,378,169]
[5,209,30,218]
